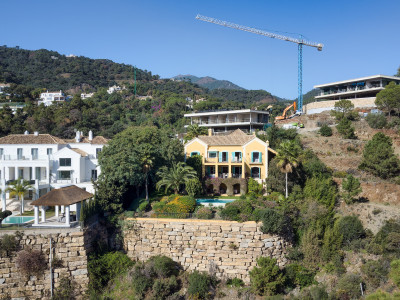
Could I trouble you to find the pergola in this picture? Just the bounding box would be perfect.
[31,185,93,227]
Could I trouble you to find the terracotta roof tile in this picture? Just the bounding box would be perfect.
[70,148,88,157]
[0,134,66,145]
[196,129,256,146]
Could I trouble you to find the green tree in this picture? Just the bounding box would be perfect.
[341,174,362,204]
[156,162,197,194]
[185,177,202,197]
[319,124,332,137]
[336,118,356,139]
[375,81,400,117]
[6,179,34,214]
[185,124,208,142]
[331,99,354,120]
[276,141,302,198]
[359,132,400,179]
[249,257,285,296]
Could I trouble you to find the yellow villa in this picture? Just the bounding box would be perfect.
[184,129,277,195]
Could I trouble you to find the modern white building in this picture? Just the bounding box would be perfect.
[314,75,400,100]
[0,130,107,211]
[184,109,270,134]
[107,85,122,94]
[38,90,66,106]
[81,93,94,99]
[0,83,10,94]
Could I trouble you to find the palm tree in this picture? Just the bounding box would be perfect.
[6,178,34,215]
[156,162,197,194]
[276,141,301,198]
[142,153,154,203]
[185,124,208,142]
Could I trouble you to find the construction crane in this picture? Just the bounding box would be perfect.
[195,14,323,113]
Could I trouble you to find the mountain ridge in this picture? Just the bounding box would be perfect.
[172,74,244,90]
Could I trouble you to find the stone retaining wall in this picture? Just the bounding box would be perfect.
[124,218,290,283]
[304,97,376,114]
[0,222,106,299]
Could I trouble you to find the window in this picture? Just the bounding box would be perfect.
[17,148,23,160]
[31,148,38,160]
[0,148,3,157]
[251,152,262,163]
[219,151,228,162]
[59,158,71,167]
[91,170,98,180]
[208,151,217,158]
[96,148,102,158]
[251,167,260,179]
[47,148,53,155]
[35,167,41,180]
[190,152,200,157]
[231,152,242,163]
[58,171,71,180]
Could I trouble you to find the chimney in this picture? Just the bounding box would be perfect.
[208,128,213,136]
[34,131,39,136]
[24,131,29,135]
[88,130,93,141]
[75,131,81,142]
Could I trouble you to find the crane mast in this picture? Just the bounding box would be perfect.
[195,14,323,113]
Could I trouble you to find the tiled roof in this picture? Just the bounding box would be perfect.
[64,136,109,145]
[196,129,256,146]
[70,148,88,157]
[0,134,66,145]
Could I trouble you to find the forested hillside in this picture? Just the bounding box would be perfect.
[0,47,157,91]
[172,74,244,90]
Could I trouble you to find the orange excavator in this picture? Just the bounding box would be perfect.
[275,101,297,121]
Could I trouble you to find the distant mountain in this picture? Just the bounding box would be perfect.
[172,74,244,90]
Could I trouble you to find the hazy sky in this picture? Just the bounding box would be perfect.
[2,0,400,99]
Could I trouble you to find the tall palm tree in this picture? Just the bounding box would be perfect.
[276,141,301,198]
[185,124,208,142]
[6,179,34,215]
[142,153,154,203]
[156,162,197,194]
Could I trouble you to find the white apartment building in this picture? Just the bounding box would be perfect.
[38,90,66,106]
[314,75,400,100]
[0,130,107,210]
[184,109,270,134]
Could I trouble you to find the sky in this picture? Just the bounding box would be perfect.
[1,0,400,99]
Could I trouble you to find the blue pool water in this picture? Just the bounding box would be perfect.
[196,199,235,206]
[2,216,35,224]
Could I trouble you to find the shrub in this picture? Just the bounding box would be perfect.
[226,278,244,287]
[335,273,362,299]
[359,132,400,179]
[284,263,315,288]
[152,276,179,300]
[321,226,343,262]
[337,118,357,139]
[301,227,322,269]
[303,177,337,209]
[53,274,77,300]
[0,233,20,256]
[342,174,362,204]
[153,195,196,218]
[249,257,285,296]
[187,270,217,300]
[248,178,264,197]
[361,259,389,290]
[319,124,332,136]
[0,210,12,226]
[335,216,365,247]
[131,266,153,299]
[186,178,202,197]
[366,113,387,129]
[373,219,400,254]
[147,255,179,278]
[366,290,400,300]
[138,201,150,212]
[297,285,329,300]
[259,208,290,236]
[390,259,400,287]
[220,199,253,222]
[88,251,134,291]
[16,249,47,276]
[196,207,213,219]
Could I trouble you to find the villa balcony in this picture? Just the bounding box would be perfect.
[1,155,51,161]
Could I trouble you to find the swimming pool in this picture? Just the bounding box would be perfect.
[196,199,235,207]
[2,216,35,224]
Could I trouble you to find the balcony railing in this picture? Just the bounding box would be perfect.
[231,158,242,163]
[192,118,262,125]
[232,174,242,178]
[204,157,218,163]
[1,155,51,161]
[218,173,229,179]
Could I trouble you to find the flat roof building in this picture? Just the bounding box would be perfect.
[314,75,400,100]
[184,109,270,134]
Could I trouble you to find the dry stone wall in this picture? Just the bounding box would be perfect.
[0,222,106,300]
[124,218,290,283]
